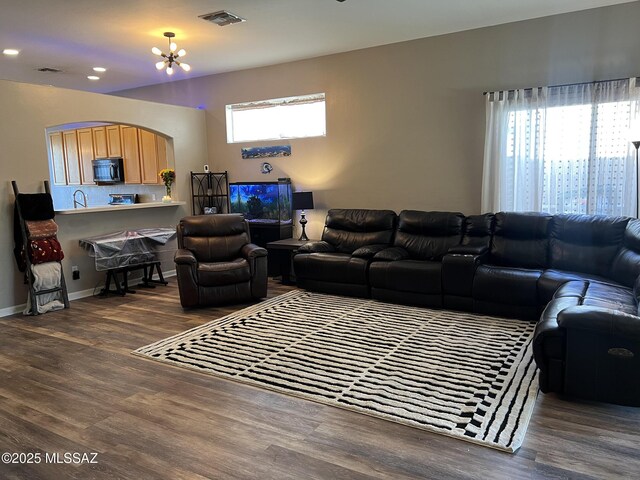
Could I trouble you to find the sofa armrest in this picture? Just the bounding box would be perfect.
[297,241,336,253]
[373,246,410,262]
[558,306,640,340]
[352,244,390,259]
[441,251,488,297]
[241,243,268,259]
[241,243,267,276]
[174,248,197,265]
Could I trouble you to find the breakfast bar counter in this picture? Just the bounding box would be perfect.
[55,201,185,215]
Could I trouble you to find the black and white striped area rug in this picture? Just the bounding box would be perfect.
[135,290,539,452]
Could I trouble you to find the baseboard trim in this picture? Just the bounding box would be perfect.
[0,270,176,318]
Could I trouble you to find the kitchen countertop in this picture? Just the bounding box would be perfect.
[55,201,186,215]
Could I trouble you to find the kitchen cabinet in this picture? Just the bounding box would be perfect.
[92,127,108,158]
[62,130,81,185]
[106,125,122,157]
[49,132,67,185]
[139,129,159,184]
[156,135,168,172]
[120,125,142,184]
[77,128,95,184]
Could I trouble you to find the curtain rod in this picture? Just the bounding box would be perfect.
[482,76,639,95]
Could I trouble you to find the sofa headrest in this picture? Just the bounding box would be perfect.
[325,209,397,232]
[179,214,248,237]
[464,213,494,237]
[494,212,552,239]
[551,214,628,246]
[394,210,464,260]
[624,219,640,251]
[398,210,464,235]
[550,214,629,279]
[610,218,640,288]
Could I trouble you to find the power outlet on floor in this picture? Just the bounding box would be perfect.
[72,265,80,280]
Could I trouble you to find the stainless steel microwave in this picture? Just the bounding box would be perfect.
[92,157,124,184]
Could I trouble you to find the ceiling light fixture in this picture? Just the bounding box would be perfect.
[93,67,106,72]
[3,48,20,56]
[87,75,100,81]
[151,32,190,75]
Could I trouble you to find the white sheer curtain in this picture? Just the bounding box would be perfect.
[482,78,640,216]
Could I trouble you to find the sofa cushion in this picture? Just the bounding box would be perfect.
[369,259,442,294]
[538,269,610,305]
[474,265,542,306]
[581,281,637,316]
[553,280,589,299]
[393,210,464,260]
[322,209,396,254]
[294,252,369,285]
[610,219,640,287]
[197,258,251,287]
[550,214,629,278]
[373,246,410,262]
[490,212,552,269]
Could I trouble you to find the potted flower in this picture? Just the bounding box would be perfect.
[159,168,176,203]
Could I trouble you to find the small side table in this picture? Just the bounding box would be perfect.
[266,238,317,284]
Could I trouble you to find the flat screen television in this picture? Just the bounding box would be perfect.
[229,179,292,225]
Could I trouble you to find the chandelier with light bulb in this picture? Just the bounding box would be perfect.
[152,32,190,75]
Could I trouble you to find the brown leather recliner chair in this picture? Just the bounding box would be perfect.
[174,214,268,307]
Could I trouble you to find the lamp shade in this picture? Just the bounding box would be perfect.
[292,191,314,210]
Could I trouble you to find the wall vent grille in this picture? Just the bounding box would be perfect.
[199,10,245,27]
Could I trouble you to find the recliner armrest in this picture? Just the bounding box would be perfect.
[241,243,268,259]
[174,248,197,265]
[558,306,640,340]
[441,250,488,297]
[297,241,336,253]
[373,246,410,262]
[352,244,389,259]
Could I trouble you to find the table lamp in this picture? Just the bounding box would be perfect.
[292,191,314,241]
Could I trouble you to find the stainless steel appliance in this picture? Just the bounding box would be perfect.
[108,194,137,205]
[92,157,124,184]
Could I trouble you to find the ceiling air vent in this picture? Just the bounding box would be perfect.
[37,67,62,73]
[199,10,245,27]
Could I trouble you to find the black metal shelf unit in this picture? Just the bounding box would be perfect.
[190,171,230,215]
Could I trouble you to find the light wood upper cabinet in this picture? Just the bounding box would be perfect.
[139,129,159,184]
[106,125,122,157]
[77,128,95,185]
[62,130,81,185]
[120,125,141,184]
[92,127,108,158]
[49,132,67,185]
[156,135,168,172]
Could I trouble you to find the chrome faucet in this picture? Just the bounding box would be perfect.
[73,189,87,208]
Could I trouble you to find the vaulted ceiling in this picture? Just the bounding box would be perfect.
[0,0,634,93]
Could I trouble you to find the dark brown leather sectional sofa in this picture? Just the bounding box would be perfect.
[293,208,640,406]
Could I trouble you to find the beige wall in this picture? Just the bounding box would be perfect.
[1,80,207,313]
[115,2,640,241]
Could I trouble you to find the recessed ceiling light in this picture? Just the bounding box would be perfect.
[93,67,106,72]
[87,75,100,81]
[3,49,20,56]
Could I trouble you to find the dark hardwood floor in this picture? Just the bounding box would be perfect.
[0,278,639,479]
